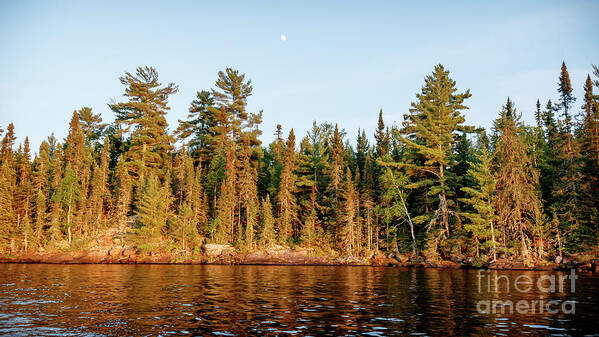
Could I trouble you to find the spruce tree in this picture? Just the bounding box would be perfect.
[340,168,357,255]
[259,194,276,248]
[459,143,497,260]
[0,123,16,163]
[374,109,390,158]
[378,157,416,255]
[578,74,599,244]
[47,144,63,242]
[553,62,584,247]
[557,62,576,133]
[277,129,298,242]
[326,124,345,236]
[494,99,542,259]
[32,141,50,247]
[238,136,258,248]
[16,137,33,250]
[0,160,16,251]
[114,156,132,234]
[88,138,110,235]
[214,145,237,243]
[52,166,81,245]
[173,202,199,254]
[136,174,173,251]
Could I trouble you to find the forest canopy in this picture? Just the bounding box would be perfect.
[1,63,598,262]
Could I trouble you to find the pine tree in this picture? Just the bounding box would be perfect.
[401,64,472,255]
[175,90,216,164]
[109,66,178,182]
[78,107,106,146]
[209,68,262,149]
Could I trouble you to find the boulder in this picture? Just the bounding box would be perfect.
[202,244,235,257]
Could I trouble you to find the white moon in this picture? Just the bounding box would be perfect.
[280,34,287,41]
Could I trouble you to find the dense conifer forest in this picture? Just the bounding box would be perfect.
[1,63,598,262]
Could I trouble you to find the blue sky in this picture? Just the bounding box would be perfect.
[1,1,598,150]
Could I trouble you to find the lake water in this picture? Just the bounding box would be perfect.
[0,264,598,336]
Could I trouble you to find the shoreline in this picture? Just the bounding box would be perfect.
[1,248,597,272]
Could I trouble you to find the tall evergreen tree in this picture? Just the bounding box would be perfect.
[109,66,178,182]
[214,145,237,243]
[400,64,472,256]
[459,143,497,260]
[378,156,417,255]
[16,137,33,251]
[32,141,51,247]
[175,90,216,164]
[78,107,107,146]
[553,62,584,247]
[494,99,542,259]
[0,159,16,251]
[259,194,276,248]
[340,168,357,255]
[238,137,258,248]
[374,109,390,158]
[52,166,81,245]
[277,129,298,242]
[135,174,173,251]
[114,156,132,234]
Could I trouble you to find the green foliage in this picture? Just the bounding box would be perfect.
[400,64,472,256]
[3,62,598,262]
[259,194,276,248]
[459,144,497,259]
[135,174,173,251]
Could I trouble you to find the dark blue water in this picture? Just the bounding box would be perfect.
[0,264,598,336]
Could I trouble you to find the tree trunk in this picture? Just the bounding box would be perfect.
[490,219,497,261]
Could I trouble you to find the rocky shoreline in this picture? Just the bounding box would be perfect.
[1,244,597,272]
